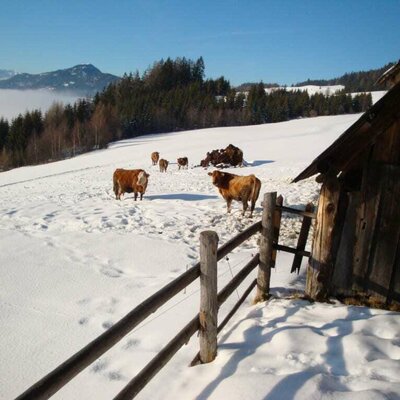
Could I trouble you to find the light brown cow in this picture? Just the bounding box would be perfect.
[113,168,150,201]
[159,159,169,172]
[208,170,261,217]
[151,151,160,166]
[177,157,188,170]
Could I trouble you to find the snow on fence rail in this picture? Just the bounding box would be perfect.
[16,193,315,400]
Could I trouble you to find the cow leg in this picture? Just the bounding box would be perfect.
[242,200,248,216]
[249,199,256,218]
[226,198,232,213]
[134,192,138,201]
[140,193,143,200]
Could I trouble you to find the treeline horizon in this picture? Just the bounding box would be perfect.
[0,57,373,170]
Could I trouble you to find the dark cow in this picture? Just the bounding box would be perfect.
[159,159,169,172]
[113,168,150,201]
[208,170,261,217]
[201,144,243,168]
[177,157,188,170]
[151,151,160,166]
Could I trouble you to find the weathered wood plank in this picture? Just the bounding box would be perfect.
[306,174,341,301]
[291,202,314,274]
[367,165,400,300]
[199,231,219,364]
[352,161,382,291]
[254,192,276,303]
[332,192,360,293]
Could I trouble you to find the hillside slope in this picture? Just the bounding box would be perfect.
[1,115,399,399]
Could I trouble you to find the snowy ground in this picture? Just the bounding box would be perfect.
[1,114,399,400]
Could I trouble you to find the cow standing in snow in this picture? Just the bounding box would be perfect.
[113,168,150,201]
[208,170,261,217]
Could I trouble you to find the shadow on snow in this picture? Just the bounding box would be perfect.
[146,193,219,201]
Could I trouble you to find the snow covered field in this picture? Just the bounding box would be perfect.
[1,114,399,399]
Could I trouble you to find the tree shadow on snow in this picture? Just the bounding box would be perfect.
[194,302,375,400]
[146,193,218,201]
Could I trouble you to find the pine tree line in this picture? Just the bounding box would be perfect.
[0,57,372,170]
[296,62,396,92]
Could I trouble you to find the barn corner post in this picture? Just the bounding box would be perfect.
[199,230,219,363]
[306,173,340,301]
[254,192,277,303]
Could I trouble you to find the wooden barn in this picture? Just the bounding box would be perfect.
[293,61,400,306]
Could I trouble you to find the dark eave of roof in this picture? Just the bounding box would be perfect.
[376,60,400,86]
[292,82,400,183]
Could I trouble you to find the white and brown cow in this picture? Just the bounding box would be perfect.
[151,151,160,166]
[177,157,188,170]
[113,168,150,201]
[208,170,261,217]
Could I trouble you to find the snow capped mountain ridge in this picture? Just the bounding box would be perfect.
[0,64,120,95]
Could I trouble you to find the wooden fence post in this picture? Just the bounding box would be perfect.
[291,202,315,274]
[199,231,219,363]
[254,192,277,303]
[271,195,283,268]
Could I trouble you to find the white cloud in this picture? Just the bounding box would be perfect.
[0,89,83,120]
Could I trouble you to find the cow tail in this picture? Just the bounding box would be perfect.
[251,176,261,205]
[113,174,119,198]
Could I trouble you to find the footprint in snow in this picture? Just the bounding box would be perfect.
[100,265,124,278]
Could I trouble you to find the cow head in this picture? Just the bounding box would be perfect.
[138,171,149,186]
[208,170,224,187]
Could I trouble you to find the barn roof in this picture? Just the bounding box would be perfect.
[292,82,400,183]
[376,60,400,86]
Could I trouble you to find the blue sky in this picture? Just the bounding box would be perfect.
[0,0,399,86]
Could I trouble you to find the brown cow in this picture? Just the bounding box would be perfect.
[177,157,188,170]
[151,152,160,166]
[113,168,150,201]
[159,159,169,172]
[208,170,261,217]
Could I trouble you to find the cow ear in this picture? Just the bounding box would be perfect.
[207,172,212,176]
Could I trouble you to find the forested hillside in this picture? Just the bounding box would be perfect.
[0,57,372,170]
[296,62,395,92]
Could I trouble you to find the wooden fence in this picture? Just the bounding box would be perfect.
[16,192,315,400]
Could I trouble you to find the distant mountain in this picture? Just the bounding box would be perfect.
[0,64,120,95]
[295,62,396,92]
[0,69,16,81]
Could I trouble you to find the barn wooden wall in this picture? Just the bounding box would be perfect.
[332,120,400,304]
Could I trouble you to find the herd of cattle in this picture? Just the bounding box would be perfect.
[112,147,261,218]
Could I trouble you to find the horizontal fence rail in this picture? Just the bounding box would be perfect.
[216,221,262,261]
[113,316,200,400]
[16,221,264,400]
[274,244,311,258]
[278,205,316,219]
